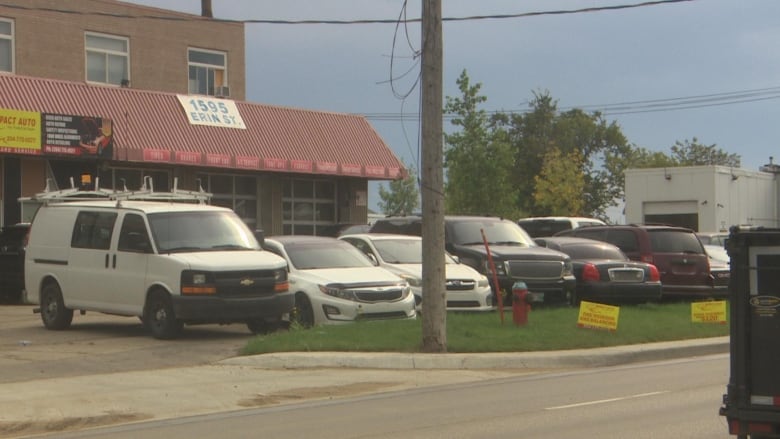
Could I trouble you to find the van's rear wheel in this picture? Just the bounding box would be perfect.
[40,283,73,330]
[144,292,183,340]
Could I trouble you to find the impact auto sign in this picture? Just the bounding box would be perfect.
[0,109,41,153]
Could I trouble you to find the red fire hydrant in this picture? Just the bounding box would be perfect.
[512,281,530,326]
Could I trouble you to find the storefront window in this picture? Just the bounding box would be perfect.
[282,179,336,235]
[197,173,258,228]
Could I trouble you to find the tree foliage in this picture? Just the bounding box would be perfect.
[670,137,741,167]
[377,164,419,216]
[441,71,742,220]
[533,147,585,215]
[443,70,518,218]
[491,90,630,219]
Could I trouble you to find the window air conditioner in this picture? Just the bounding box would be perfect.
[214,86,230,98]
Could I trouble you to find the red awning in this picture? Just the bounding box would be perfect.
[0,74,405,180]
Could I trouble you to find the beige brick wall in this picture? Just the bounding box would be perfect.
[2,0,245,100]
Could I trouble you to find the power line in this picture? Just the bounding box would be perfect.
[0,0,695,25]
[358,85,780,121]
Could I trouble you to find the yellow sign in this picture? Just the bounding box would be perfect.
[577,301,619,331]
[0,109,41,152]
[691,300,727,324]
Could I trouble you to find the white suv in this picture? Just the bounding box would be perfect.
[24,200,292,339]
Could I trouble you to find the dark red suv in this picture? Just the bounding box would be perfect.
[556,224,717,298]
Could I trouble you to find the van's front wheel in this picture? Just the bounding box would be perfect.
[144,292,183,340]
[40,283,73,330]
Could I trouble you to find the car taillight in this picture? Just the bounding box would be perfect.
[648,264,661,282]
[641,254,654,264]
[582,263,600,281]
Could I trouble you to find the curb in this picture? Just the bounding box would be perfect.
[220,336,729,370]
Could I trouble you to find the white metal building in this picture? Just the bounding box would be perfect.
[624,165,780,232]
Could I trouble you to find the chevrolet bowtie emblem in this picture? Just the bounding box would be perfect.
[240,278,255,286]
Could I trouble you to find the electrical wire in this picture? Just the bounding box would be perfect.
[0,0,695,25]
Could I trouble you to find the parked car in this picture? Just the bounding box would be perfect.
[704,244,730,295]
[534,236,662,304]
[0,223,29,303]
[369,216,576,305]
[339,233,494,312]
[555,224,715,298]
[697,232,729,247]
[517,216,606,238]
[25,200,292,339]
[262,236,416,327]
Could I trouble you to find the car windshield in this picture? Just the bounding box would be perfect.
[561,243,627,261]
[649,230,704,254]
[148,211,259,253]
[450,220,535,247]
[285,241,374,270]
[372,238,457,264]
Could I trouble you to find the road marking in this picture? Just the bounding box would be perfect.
[545,391,670,410]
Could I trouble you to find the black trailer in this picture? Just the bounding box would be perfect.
[720,227,780,438]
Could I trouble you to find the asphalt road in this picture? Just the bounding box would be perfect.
[39,354,732,439]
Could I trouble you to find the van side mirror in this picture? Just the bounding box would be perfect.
[254,229,265,247]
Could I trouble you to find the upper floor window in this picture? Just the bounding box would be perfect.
[188,48,226,96]
[85,32,129,86]
[0,18,13,73]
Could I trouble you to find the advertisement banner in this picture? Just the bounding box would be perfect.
[0,109,41,154]
[41,113,114,159]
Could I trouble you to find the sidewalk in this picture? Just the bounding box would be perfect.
[0,337,729,438]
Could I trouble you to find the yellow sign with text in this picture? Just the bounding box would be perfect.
[0,109,41,152]
[691,300,727,324]
[577,301,619,331]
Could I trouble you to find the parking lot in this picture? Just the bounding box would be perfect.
[0,304,255,384]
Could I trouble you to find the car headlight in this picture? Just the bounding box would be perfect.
[399,274,422,287]
[319,284,358,301]
[563,260,574,277]
[484,260,507,277]
[181,270,216,295]
[274,268,289,292]
[477,276,490,288]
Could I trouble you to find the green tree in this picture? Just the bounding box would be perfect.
[493,91,630,219]
[377,164,419,216]
[443,70,518,218]
[533,148,585,215]
[670,137,741,167]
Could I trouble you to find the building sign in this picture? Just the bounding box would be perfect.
[41,113,114,159]
[177,95,246,129]
[0,109,41,154]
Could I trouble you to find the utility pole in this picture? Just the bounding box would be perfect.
[201,0,213,18]
[420,0,446,352]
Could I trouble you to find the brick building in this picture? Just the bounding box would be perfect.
[0,0,404,234]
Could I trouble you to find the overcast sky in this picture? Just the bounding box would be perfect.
[125,0,780,218]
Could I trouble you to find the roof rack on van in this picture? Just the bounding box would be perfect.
[19,176,212,205]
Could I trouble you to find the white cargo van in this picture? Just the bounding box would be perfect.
[24,198,292,339]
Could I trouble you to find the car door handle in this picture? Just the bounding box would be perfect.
[113,254,117,269]
[105,253,109,268]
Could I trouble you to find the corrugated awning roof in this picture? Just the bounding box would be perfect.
[0,74,405,180]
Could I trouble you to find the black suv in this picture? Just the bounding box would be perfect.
[370,216,576,305]
[0,223,29,303]
[555,224,716,297]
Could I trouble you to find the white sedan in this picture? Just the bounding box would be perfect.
[339,233,494,312]
[263,236,416,327]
